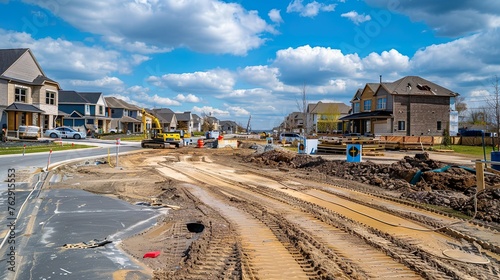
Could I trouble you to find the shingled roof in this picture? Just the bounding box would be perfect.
[382,76,457,97]
[59,90,104,104]
[0,48,29,75]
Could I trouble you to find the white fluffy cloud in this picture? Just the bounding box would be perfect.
[191,106,230,117]
[286,0,336,18]
[269,9,283,24]
[273,45,363,85]
[410,29,500,77]
[25,0,274,55]
[175,94,201,103]
[365,0,500,36]
[0,29,147,80]
[147,69,235,93]
[341,11,371,25]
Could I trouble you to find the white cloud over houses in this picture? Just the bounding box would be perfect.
[191,106,230,118]
[147,69,235,93]
[286,0,336,18]
[0,29,147,81]
[341,11,371,25]
[175,94,201,103]
[25,0,275,55]
[272,45,363,85]
[365,0,500,36]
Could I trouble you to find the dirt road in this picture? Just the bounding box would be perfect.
[48,147,500,279]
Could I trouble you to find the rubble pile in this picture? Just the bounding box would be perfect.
[248,150,500,223]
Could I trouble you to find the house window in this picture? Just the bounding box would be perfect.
[85,105,90,115]
[15,87,27,102]
[363,100,372,112]
[437,121,442,131]
[99,105,103,115]
[398,121,406,131]
[353,103,360,113]
[46,91,56,105]
[377,98,387,110]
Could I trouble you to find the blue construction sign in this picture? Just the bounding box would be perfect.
[346,144,362,162]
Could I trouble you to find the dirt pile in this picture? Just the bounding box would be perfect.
[248,150,500,223]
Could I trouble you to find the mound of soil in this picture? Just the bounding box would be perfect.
[248,150,500,223]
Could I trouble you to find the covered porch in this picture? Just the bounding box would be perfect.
[339,111,393,136]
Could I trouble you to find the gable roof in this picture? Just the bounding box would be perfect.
[105,96,140,110]
[151,109,176,123]
[387,76,457,97]
[0,48,60,88]
[308,102,350,115]
[59,90,104,104]
[0,48,30,75]
[175,112,192,122]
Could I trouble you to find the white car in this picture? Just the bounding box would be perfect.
[45,127,86,139]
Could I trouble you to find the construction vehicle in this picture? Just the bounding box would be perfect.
[141,109,185,148]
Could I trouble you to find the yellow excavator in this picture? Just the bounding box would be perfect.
[141,109,186,148]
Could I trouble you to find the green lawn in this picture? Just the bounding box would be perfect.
[446,145,496,160]
[0,143,93,155]
[99,133,144,141]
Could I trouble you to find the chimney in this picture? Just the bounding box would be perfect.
[379,75,382,83]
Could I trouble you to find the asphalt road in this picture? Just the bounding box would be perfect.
[0,140,160,279]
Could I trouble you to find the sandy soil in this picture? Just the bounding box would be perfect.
[47,145,500,280]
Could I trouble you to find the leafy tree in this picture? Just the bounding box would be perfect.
[316,104,341,134]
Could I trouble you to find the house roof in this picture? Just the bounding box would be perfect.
[339,110,392,120]
[5,102,45,113]
[307,102,350,115]
[0,48,60,88]
[151,109,176,123]
[0,48,30,75]
[59,90,104,104]
[385,76,457,97]
[119,115,141,123]
[176,112,192,122]
[105,97,141,110]
[220,120,239,127]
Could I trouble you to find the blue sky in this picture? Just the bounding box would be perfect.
[1,0,499,130]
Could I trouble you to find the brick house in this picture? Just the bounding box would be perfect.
[340,76,459,136]
[0,48,61,136]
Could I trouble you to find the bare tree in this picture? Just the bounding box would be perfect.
[486,75,500,148]
[455,95,467,125]
[469,107,489,126]
[295,84,308,135]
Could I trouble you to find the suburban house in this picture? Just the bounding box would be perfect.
[340,76,459,136]
[175,111,195,133]
[307,101,350,134]
[0,48,61,137]
[151,108,178,131]
[105,97,142,133]
[192,114,202,132]
[220,120,242,134]
[58,90,111,133]
[280,112,305,133]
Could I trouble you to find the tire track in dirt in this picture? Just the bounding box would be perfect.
[160,155,498,279]
[158,158,423,279]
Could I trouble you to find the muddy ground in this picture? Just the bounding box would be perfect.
[47,144,500,279]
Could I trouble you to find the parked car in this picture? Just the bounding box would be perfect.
[45,127,86,139]
[18,125,40,139]
[109,128,122,133]
[279,132,302,143]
